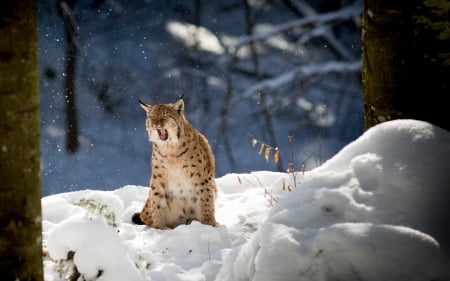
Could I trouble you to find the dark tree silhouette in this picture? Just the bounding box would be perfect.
[0,0,44,279]
[59,0,80,152]
[362,0,450,130]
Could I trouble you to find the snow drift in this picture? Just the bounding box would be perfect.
[217,119,450,281]
[42,120,450,281]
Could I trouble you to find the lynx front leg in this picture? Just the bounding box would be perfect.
[199,183,217,227]
[132,184,168,229]
[132,198,153,225]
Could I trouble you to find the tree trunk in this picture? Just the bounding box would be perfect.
[0,0,44,280]
[60,0,80,152]
[64,28,79,152]
[362,0,450,130]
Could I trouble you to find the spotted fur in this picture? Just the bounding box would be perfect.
[132,98,217,229]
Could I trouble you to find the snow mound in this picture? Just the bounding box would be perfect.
[42,120,450,281]
[46,218,144,281]
[216,120,450,281]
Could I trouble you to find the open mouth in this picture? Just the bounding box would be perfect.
[157,128,168,141]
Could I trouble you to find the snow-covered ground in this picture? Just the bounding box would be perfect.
[42,120,450,281]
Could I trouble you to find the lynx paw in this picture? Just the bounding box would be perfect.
[131,212,145,225]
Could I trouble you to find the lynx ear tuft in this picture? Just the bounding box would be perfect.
[173,98,184,114]
[139,99,150,112]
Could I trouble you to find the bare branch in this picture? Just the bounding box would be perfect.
[59,1,87,56]
[286,0,356,60]
[233,1,361,51]
[239,60,361,101]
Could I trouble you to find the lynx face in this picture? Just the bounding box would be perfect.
[139,99,184,145]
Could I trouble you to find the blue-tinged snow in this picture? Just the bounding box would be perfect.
[42,120,450,281]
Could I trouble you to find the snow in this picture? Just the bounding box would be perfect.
[166,20,225,55]
[46,218,144,281]
[42,119,450,281]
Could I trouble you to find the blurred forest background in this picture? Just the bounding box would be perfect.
[38,0,363,195]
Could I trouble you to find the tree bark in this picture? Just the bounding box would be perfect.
[362,0,450,130]
[59,0,79,152]
[0,0,44,280]
[64,26,79,152]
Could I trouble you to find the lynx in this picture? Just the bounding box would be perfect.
[132,97,217,229]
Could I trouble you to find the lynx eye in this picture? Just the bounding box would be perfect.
[161,116,172,123]
[148,115,170,125]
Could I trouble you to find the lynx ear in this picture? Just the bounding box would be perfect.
[139,100,150,112]
[173,98,184,114]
